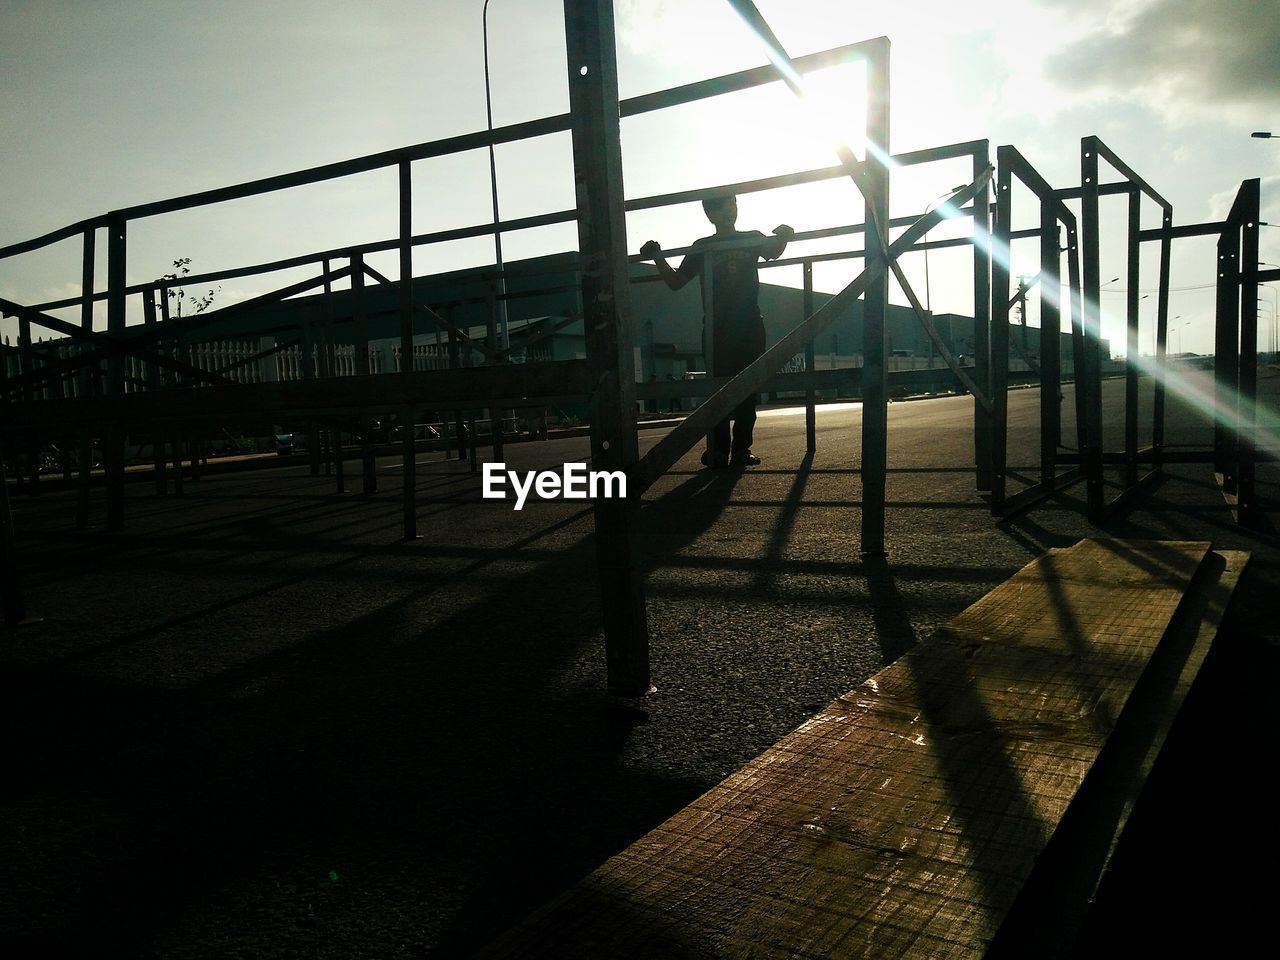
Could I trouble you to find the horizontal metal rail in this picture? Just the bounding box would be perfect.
[0,43,877,262]
[1137,221,1228,242]
[1088,137,1172,211]
[24,147,995,316]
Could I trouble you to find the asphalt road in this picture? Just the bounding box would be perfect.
[1,374,1276,958]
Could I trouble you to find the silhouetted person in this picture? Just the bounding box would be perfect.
[642,196,793,467]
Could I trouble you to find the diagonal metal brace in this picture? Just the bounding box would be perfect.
[360,262,505,364]
[0,297,239,393]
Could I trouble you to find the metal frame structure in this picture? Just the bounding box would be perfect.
[985,137,1270,530]
[1076,137,1173,520]
[988,145,1084,516]
[1206,179,1268,523]
[986,137,1175,520]
[1,0,1270,695]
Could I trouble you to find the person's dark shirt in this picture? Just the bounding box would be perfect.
[676,230,767,328]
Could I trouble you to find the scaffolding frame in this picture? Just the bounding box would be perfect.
[2,0,1271,692]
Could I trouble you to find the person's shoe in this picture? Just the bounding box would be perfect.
[730,452,762,467]
[701,449,729,469]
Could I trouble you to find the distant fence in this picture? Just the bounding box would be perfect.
[0,334,563,399]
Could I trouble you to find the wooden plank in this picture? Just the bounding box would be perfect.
[476,539,1213,959]
[986,548,1247,958]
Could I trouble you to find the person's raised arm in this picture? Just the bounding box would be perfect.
[641,239,691,291]
[762,223,795,261]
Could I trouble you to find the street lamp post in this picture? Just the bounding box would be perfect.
[1165,314,1181,355]
[1257,299,1275,357]
[1173,317,1191,354]
[1259,271,1279,355]
[483,0,510,353]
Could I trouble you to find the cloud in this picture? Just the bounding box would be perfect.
[1042,0,1280,122]
[1207,173,1280,220]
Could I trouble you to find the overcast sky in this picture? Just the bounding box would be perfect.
[1,0,1278,355]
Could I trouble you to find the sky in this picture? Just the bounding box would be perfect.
[1,0,1278,356]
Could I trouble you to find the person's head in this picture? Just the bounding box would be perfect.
[701,194,738,229]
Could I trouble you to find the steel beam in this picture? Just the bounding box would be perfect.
[351,252,376,495]
[1153,207,1172,467]
[399,160,418,538]
[76,226,95,529]
[1214,225,1239,478]
[858,39,891,556]
[1124,187,1140,486]
[803,261,816,452]
[1138,221,1228,242]
[990,152,1012,512]
[564,0,650,695]
[1040,200,1061,488]
[973,142,993,491]
[1238,180,1260,524]
[143,290,167,496]
[105,215,126,530]
[1080,139,1106,520]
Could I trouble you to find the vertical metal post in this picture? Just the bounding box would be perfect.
[76,227,96,527]
[972,142,993,490]
[143,289,167,495]
[18,314,38,495]
[1080,139,1105,519]
[1152,207,1172,469]
[303,317,320,477]
[465,340,479,474]
[17,316,31,405]
[0,331,9,406]
[803,259,816,452]
[447,308,466,461]
[351,252,377,495]
[1213,227,1239,479]
[1039,202,1061,487]
[158,283,179,496]
[859,38,891,556]
[486,287,504,462]
[106,214,127,530]
[399,160,418,538]
[1067,225,1088,454]
[989,151,1012,513]
[1124,187,1140,487]
[322,259,343,489]
[1238,179,1260,523]
[563,0,650,695]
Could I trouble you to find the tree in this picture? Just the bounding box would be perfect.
[158,258,219,318]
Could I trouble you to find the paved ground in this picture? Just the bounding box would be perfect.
[1,374,1277,958]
